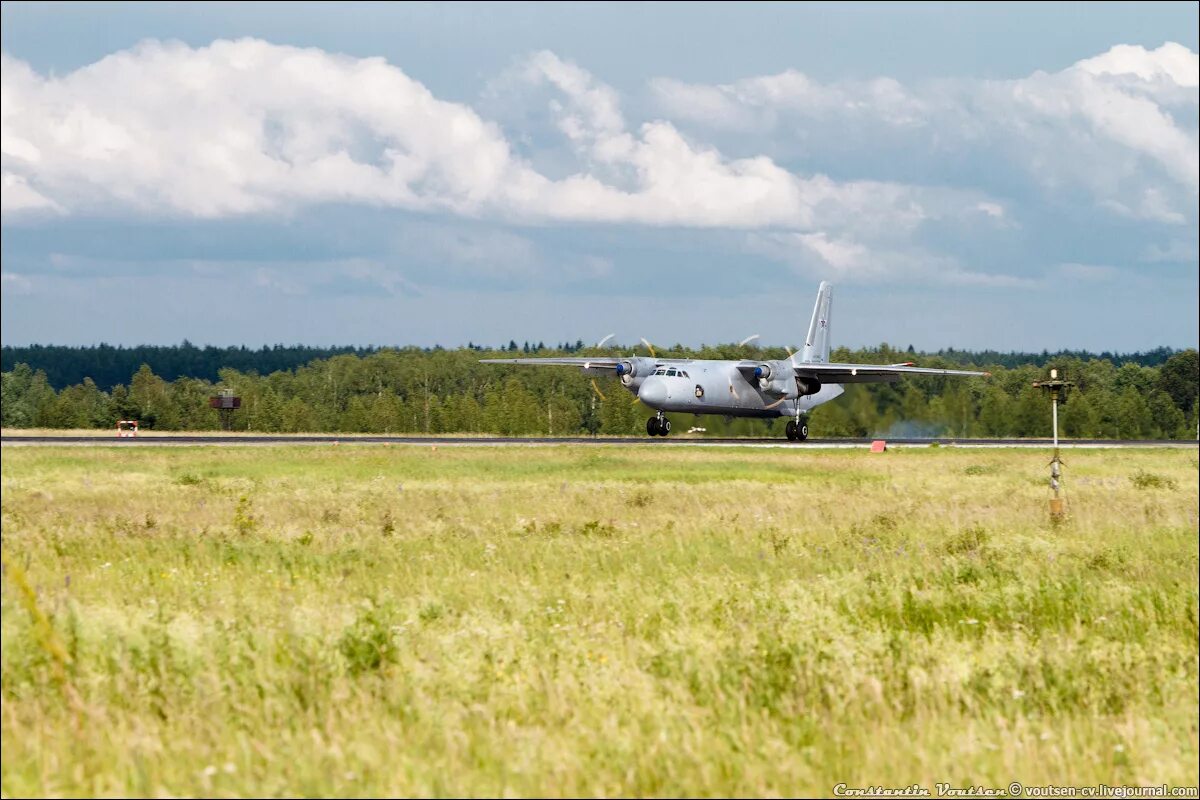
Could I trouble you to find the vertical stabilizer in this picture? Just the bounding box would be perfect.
[800,281,832,363]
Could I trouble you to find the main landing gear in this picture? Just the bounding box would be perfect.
[785,417,809,442]
[646,414,671,437]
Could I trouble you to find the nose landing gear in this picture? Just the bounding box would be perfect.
[646,414,671,437]
[785,417,809,442]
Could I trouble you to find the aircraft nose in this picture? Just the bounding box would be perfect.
[638,378,668,408]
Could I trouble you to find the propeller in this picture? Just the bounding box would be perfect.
[588,334,661,396]
[739,334,760,347]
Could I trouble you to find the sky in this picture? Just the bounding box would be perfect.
[2,1,1197,352]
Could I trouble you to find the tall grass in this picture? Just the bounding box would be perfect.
[2,445,1197,796]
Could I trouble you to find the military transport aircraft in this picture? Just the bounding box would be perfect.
[482,282,988,440]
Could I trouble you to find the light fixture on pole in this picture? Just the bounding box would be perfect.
[1032,368,1075,519]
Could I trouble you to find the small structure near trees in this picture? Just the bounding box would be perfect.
[209,390,242,431]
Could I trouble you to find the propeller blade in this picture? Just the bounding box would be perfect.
[596,333,616,348]
[739,334,760,347]
[590,379,606,401]
[763,396,787,410]
[639,337,657,358]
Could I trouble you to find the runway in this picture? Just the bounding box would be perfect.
[2,434,1196,448]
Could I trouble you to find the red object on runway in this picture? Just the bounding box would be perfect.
[870,440,887,453]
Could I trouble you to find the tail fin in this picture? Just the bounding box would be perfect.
[800,281,832,364]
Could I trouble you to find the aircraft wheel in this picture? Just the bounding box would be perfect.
[661,418,671,436]
[785,420,798,441]
[646,417,660,437]
[797,419,809,441]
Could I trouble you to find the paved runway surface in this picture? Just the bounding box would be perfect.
[3,434,1196,448]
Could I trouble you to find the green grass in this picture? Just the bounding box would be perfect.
[2,445,1197,797]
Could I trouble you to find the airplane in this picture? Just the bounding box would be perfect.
[481,282,989,440]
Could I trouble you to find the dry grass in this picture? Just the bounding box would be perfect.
[2,445,1197,797]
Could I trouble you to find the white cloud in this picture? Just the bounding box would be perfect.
[1,172,60,213]
[0,38,951,238]
[1074,42,1198,88]
[8,37,1174,293]
[794,232,871,274]
[1054,262,1122,281]
[1,272,34,295]
[651,71,925,130]
[2,41,521,218]
[745,230,1034,288]
[651,42,1200,220]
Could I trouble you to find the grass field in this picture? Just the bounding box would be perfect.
[2,444,1197,797]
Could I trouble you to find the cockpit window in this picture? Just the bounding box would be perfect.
[666,368,678,377]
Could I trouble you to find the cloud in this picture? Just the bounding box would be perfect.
[1073,42,1198,88]
[1054,262,1122,281]
[651,71,925,131]
[1,272,34,295]
[651,43,1199,222]
[1,172,60,213]
[7,37,1185,295]
[1,38,997,249]
[1141,238,1198,263]
[745,231,1035,289]
[1,41,519,219]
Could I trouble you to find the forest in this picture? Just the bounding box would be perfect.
[2,343,1197,438]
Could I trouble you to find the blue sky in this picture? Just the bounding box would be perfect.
[2,1,1197,351]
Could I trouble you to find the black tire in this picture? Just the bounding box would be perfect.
[798,420,809,441]
[661,418,671,436]
[646,417,660,437]
[785,420,797,441]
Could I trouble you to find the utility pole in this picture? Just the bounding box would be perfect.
[1033,369,1075,520]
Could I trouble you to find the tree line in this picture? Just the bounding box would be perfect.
[2,344,1197,439]
[0,340,595,392]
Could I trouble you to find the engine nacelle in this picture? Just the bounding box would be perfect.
[614,356,657,389]
[755,360,796,397]
[795,376,822,396]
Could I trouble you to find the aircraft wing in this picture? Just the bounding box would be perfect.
[790,362,990,383]
[480,356,698,370]
[479,357,626,371]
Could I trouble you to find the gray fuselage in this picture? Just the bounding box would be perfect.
[625,359,844,419]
